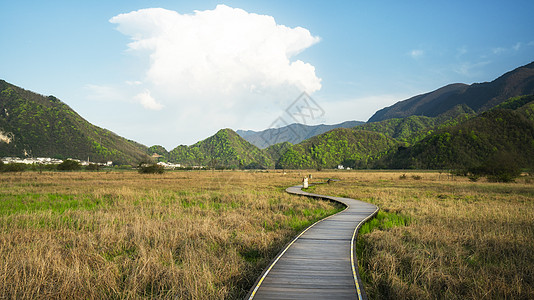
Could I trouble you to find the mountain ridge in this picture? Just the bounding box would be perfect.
[236,120,364,148]
[381,95,534,170]
[168,128,273,169]
[3,61,534,171]
[0,80,150,165]
[369,61,534,122]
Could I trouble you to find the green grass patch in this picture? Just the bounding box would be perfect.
[356,209,411,284]
[359,210,411,235]
[0,193,105,215]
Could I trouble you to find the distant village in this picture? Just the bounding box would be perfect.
[1,155,190,170]
[0,157,113,167]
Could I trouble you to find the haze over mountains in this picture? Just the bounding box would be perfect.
[236,120,364,149]
[1,61,534,171]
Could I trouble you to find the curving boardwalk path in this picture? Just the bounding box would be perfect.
[247,182,379,300]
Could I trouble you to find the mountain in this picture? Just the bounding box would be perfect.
[382,95,534,170]
[264,141,292,163]
[369,61,534,122]
[276,128,399,169]
[355,104,474,144]
[168,128,273,169]
[236,120,364,148]
[0,80,150,165]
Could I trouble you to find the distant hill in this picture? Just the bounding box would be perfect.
[147,145,168,157]
[382,95,534,170]
[369,61,534,122]
[276,128,399,169]
[0,80,150,165]
[236,120,364,148]
[168,128,273,169]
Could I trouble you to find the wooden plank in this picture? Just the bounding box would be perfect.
[247,183,378,300]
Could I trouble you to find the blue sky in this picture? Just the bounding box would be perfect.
[2,1,533,149]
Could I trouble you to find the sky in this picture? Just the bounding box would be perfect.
[2,1,534,149]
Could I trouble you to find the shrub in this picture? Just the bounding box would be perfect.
[57,160,81,171]
[138,163,164,174]
[399,174,407,180]
[1,163,27,172]
[468,173,481,182]
[243,162,265,170]
[487,172,520,183]
[467,151,521,183]
[412,175,422,180]
[85,163,101,171]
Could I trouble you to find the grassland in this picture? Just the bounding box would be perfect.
[2,170,533,299]
[311,171,534,299]
[0,170,343,299]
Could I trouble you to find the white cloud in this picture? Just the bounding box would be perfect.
[454,61,491,77]
[110,5,321,98]
[409,49,424,58]
[492,47,506,55]
[493,42,525,55]
[106,5,322,146]
[84,84,125,102]
[126,80,142,86]
[134,90,163,110]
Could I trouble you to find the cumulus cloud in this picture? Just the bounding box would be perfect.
[106,5,322,146]
[110,5,321,100]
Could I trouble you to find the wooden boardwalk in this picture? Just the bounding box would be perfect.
[247,183,378,300]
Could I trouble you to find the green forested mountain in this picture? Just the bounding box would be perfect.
[0,80,150,165]
[276,128,399,169]
[382,95,534,170]
[147,145,169,157]
[264,141,293,163]
[4,63,533,171]
[168,128,274,169]
[353,104,474,144]
[369,61,534,122]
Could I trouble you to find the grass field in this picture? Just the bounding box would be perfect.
[311,171,534,299]
[1,170,533,299]
[0,170,342,299]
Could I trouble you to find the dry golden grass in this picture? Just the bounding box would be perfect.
[312,171,534,299]
[0,170,342,299]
